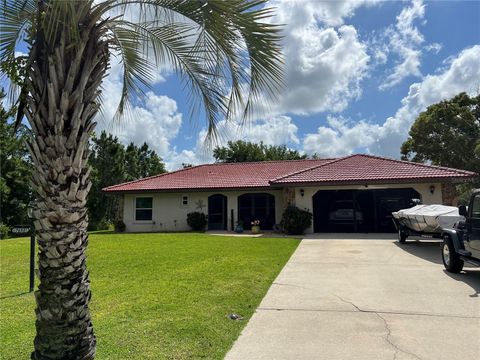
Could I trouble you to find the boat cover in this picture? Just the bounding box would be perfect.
[392,205,464,233]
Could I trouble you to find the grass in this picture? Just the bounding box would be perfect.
[0,232,299,359]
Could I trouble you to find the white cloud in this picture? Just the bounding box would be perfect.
[425,42,442,54]
[269,0,377,28]
[379,0,427,90]
[97,89,183,160]
[233,115,300,145]
[302,45,480,158]
[303,116,380,157]
[262,0,372,115]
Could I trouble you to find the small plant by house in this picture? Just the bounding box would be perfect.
[114,220,126,232]
[251,219,261,233]
[281,206,313,235]
[187,212,208,231]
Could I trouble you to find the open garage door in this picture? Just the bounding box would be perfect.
[313,188,420,233]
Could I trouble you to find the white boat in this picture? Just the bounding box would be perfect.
[392,204,465,234]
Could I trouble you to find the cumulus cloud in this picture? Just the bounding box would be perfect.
[303,116,380,157]
[263,0,372,115]
[379,0,428,90]
[302,45,480,158]
[97,90,183,156]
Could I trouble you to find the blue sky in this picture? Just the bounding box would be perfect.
[96,0,480,170]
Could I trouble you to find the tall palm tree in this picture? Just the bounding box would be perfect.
[0,1,283,358]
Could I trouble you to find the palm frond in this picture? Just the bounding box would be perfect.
[102,0,284,142]
[1,0,284,143]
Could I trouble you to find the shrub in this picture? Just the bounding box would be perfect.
[187,212,208,231]
[280,206,312,235]
[0,223,10,239]
[114,220,126,232]
[88,218,112,231]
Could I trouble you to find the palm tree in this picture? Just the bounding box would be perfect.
[0,1,283,358]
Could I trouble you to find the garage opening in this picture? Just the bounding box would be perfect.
[238,193,275,230]
[313,188,420,233]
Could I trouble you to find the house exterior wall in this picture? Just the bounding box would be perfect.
[123,189,283,232]
[293,182,444,233]
[122,182,447,233]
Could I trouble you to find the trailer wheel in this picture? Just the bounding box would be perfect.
[442,236,464,273]
[398,229,407,243]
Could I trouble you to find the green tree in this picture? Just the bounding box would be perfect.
[124,143,140,181]
[0,91,32,229]
[136,142,165,178]
[1,1,282,358]
[401,93,480,204]
[401,93,480,173]
[213,140,306,162]
[87,132,126,228]
[124,142,166,181]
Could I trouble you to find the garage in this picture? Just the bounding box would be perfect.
[313,188,420,233]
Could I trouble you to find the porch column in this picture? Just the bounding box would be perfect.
[441,183,458,206]
[114,194,125,222]
[283,187,296,208]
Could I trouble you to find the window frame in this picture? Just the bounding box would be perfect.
[134,196,153,222]
[181,195,189,207]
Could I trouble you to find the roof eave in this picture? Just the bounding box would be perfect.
[102,185,284,194]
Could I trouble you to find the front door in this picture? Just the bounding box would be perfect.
[466,193,480,256]
[208,194,227,230]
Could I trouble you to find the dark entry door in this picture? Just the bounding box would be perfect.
[208,194,227,230]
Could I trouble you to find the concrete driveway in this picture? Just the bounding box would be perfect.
[226,235,480,360]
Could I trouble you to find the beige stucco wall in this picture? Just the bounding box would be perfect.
[294,182,444,233]
[123,190,283,232]
[122,182,445,233]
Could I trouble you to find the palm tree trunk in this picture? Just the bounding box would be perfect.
[24,4,109,359]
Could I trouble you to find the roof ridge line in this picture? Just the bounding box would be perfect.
[357,154,477,175]
[205,158,335,166]
[269,156,349,183]
[102,163,211,191]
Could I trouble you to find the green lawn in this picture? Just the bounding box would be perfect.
[0,232,299,359]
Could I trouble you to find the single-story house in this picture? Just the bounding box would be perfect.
[103,154,476,234]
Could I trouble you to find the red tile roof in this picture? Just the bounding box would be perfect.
[272,154,477,185]
[103,154,477,193]
[103,158,334,192]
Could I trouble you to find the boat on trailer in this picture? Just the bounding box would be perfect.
[392,204,465,243]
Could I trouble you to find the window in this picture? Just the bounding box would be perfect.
[135,197,153,221]
[181,195,189,207]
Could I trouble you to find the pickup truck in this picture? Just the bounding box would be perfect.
[441,189,480,273]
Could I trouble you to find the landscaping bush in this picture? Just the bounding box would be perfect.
[88,218,112,231]
[114,220,126,232]
[280,206,312,235]
[187,212,208,231]
[0,223,10,239]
